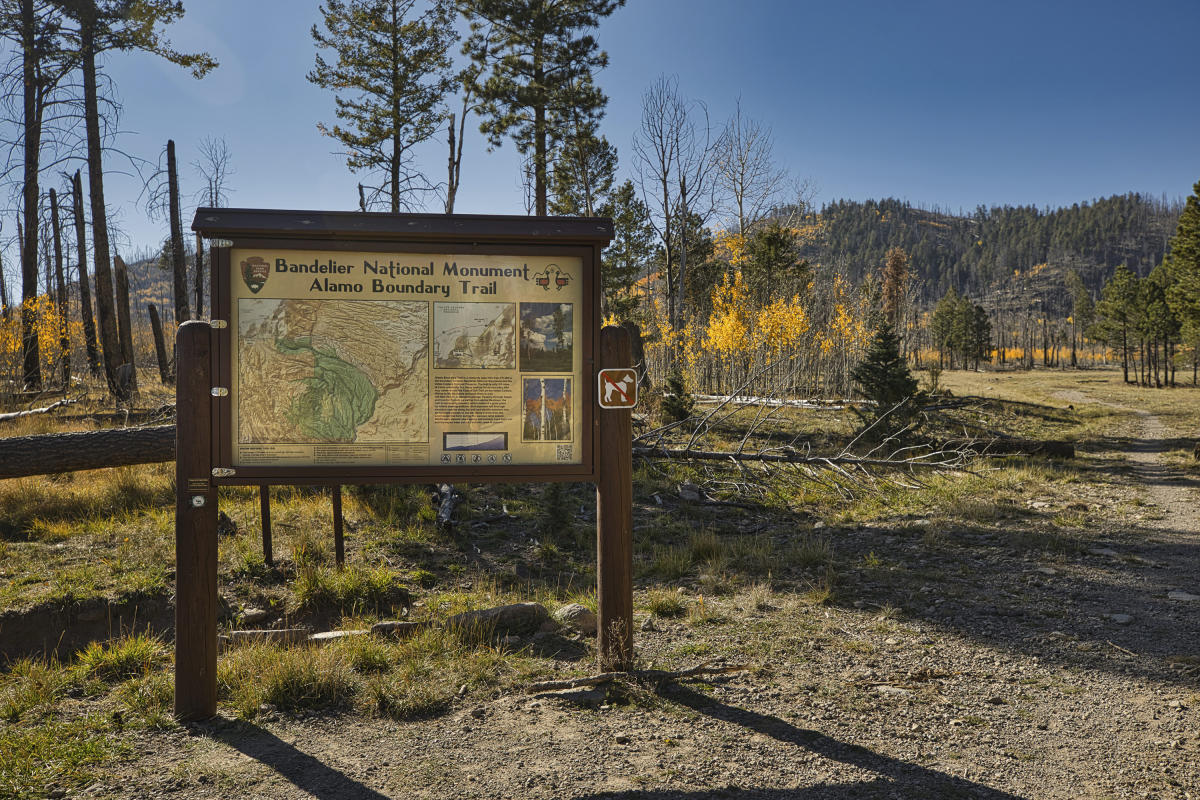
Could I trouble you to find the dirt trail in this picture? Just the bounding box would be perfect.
[102,385,1200,800]
[1057,386,1200,559]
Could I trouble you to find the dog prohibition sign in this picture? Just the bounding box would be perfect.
[598,368,638,409]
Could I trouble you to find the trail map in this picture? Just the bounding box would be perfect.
[238,298,429,444]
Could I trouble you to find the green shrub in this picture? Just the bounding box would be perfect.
[218,643,357,718]
[294,564,411,615]
[644,588,687,618]
[75,635,169,684]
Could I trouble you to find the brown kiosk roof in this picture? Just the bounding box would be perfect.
[191,208,614,245]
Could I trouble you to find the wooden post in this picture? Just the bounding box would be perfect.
[259,485,273,567]
[332,485,344,569]
[174,321,217,720]
[596,325,634,672]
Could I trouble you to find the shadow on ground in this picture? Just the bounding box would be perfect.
[206,721,390,800]
[573,683,1028,800]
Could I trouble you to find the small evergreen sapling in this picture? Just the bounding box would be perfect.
[851,322,921,431]
[662,368,695,423]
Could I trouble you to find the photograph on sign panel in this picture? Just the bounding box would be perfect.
[433,303,516,369]
[522,378,572,442]
[442,431,509,451]
[237,298,429,444]
[519,302,573,372]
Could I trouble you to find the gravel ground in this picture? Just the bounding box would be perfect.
[97,387,1200,800]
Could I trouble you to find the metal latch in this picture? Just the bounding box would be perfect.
[209,319,228,329]
[211,387,228,397]
[211,467,236,478]
[208,238,233,248]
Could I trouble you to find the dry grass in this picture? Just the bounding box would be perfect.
[2,365,1187,796]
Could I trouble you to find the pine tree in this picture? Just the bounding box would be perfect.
[598,179,654,320]
[1165,179,1200,384]
[743,221,805,306]
[930,287,959,368]
[1092,264,1139,383]
[851,322,920,430]
[661,368,693,423]
[548,124,615,216]
[309,0,456,212]
[460,0,622,216]
[969,303,992,369]
[1066,269,1094,367]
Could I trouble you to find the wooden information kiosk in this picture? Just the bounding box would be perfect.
[176,210,628,720]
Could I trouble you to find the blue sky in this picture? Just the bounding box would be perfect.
[6,0,1200,279]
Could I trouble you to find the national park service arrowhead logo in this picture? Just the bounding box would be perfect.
[241,256,270,294]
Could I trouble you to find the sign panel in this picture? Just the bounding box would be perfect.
[597,368,638,409]
[226,247,585,471]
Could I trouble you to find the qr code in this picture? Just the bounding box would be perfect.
[556,444,573,462]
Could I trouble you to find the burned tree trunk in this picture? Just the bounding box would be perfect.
[167,139,190,324]
[82,19,122,395]
[622,320,650,390]
[194,232,204,319]
[49,188,70,388]
[72,170,101,377]
[19,0,41,390]
[113,254,136,398]
[148,303,171,384]
[0,253,9,316]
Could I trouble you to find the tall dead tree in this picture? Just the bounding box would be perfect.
[77,7,120,393]
[0,253,9,316]
[16,0,48,388]
[147,302,170,383]
[633,76,714,338]
[71,169,100,376]
[192,137,234,316]
[5,0,78,388]
[193,232,203,318]
[633,77,683,330]
[712,99,785,236]
[112,253,134,391]
[49,187,69,387]
[443,71,477,215]
[58,0,216,396]
[166,139,188,323]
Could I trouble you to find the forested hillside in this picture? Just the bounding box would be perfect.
[808,193,1181,309]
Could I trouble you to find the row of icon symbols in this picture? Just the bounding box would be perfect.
[440,453,513,464]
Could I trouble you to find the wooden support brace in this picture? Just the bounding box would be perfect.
[332,485,344,569]
[259,485,273,567]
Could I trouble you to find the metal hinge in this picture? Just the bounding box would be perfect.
[209,238,233,248]
[209,319,228,330]
[211,387,229,397]
[211,467,236,478]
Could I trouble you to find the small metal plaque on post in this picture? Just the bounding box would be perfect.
[598,368,637,409]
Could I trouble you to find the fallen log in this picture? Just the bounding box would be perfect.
[690,394,869,411]
[0,424,175,479]
[941,438,1074,459]
[0,396,78,422]
[633,445,963,470]
[53,407,176,426]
